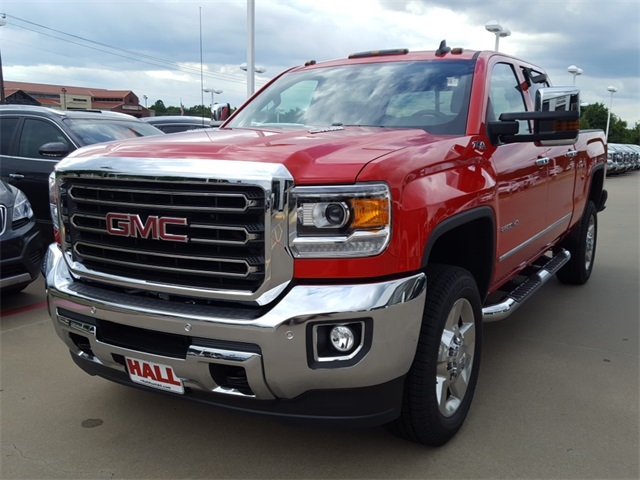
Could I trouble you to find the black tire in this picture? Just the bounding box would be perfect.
[388,264,482,446]
[556,201,597,285]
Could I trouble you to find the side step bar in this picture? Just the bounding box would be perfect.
[482,248,571,322]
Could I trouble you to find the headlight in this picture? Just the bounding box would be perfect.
[49,172,60,243]
[13,189,34,222]
[289,183,391,258]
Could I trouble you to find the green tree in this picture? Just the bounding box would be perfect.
[151,99,167,115]
[627,122,640,145]
[187,105,209,117]
[608,115,628,144]
[580,102,608,131]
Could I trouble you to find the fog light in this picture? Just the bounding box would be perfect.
[330,325,355,352]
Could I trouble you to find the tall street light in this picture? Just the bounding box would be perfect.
[0,15,6,104]
[485,20,511,51]
[240,62,266,93]
[567,65,583,85]
[143,95,148,108]
[605,85,617,141]
[247,0,256,98]
[203,88,222,114]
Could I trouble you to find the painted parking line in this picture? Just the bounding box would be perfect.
[0,301,48,318]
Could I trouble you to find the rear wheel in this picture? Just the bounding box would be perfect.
[388,264,482,446]
[556,201,597,285]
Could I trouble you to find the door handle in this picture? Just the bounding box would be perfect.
[9,173,25,180]
[566,150,578,158]
[536,157,550,166]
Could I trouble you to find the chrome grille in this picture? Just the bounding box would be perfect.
[61,178,266,292]
[0,205,6,235]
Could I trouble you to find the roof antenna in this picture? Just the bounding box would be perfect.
[436,39,451,56]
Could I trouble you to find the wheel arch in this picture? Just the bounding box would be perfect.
[588,163,606,212]
[420,206,495,301]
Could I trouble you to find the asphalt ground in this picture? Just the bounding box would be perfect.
[1,173,638,479]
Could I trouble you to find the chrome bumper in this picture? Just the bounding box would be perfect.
[44,244,426,400]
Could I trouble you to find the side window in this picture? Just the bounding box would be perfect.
[522,68,549,108]
[18,119,69,159]
[488,63,529,133]
[0,117,20,155]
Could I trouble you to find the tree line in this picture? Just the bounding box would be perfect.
[580,103,639,144]
[150,100,237,118]
[150,99,640,145]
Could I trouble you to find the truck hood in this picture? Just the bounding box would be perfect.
[65,127,437,184]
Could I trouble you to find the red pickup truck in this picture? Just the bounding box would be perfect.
[44,43,607,446]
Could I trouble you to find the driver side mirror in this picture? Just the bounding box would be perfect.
[39,142,70,158]
[487,86,580,146]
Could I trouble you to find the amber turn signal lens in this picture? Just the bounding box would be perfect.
[349,198,389,228]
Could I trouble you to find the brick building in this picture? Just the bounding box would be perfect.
[3,81,151,118]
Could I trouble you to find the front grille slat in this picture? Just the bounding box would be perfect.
[69,185,258,212]
[70,213,260,246]
[62,178,267,292]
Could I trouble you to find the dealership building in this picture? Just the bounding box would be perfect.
[2,81,150,117]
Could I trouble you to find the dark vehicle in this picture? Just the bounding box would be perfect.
[0,106,163,242]
[141,116,211,133]
[0,181,42,294]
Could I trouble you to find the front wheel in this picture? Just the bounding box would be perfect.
[556,201,597,285]
[388,264,482,446]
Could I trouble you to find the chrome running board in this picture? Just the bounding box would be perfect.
[482,249,571,322]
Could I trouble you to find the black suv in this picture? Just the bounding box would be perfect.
[1,181,42,294]
[0,106,163,243]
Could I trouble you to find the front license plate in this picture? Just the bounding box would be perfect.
[125,357,184,394]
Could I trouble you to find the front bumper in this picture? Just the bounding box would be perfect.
[44,245,426,425]
[0,219,42,291]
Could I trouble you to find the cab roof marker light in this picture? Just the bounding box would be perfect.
[348,48,409,59]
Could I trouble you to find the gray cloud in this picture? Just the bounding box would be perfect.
[1,0,638,124]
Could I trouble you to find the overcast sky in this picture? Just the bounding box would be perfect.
[1,0,639,125]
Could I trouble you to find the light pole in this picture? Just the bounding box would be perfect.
[203,88,222,115]
[605,85,617,141]
[240,63,266,96]
[567,65,583,85]
[485,20,511,51]
[247,0,256,98]
[0,15,6,104]
[61,88,67,110]
[143,95,148,108]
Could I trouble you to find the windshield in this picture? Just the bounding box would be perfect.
[65,118,163,145]
[228,60,475,135]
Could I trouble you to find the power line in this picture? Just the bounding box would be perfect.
[2,13,268,87]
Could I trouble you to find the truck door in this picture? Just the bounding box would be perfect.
[522,67,576,242]
[487,62,549,283]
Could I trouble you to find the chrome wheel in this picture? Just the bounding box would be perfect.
[585,214,595,271]
[436,298,476,417]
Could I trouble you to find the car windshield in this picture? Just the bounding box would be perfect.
[228,60,475,135]
[64,118,163,145]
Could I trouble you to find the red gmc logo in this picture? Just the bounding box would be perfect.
[106,213,188,242]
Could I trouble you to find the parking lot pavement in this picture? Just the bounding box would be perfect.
[1,174,638,480]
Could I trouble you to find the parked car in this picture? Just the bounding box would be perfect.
[618,144,640,171]
[606,144,625,175]
[0,106,164,243]
[0,181,42,294]
[141,115,213,133]
[626,144,640,170]
[606,144,621,175]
